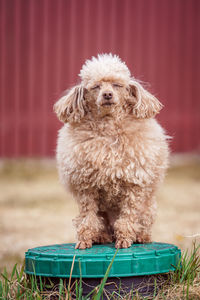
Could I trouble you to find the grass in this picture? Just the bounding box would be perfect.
[0,243,199,300]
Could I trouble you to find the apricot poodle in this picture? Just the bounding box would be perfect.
[54,54,169,249]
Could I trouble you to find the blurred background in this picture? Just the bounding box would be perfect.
[0,0,200,273]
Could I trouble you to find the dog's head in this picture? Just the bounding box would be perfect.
[54,54,163,123]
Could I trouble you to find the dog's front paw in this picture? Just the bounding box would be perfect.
[115,239,132,249]
[75,240,92,250]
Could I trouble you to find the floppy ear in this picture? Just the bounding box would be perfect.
[53,84,86,123]
[128,80,163,118]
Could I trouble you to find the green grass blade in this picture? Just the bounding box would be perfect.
[75,280,79,299]
[78,260,83,300]
[0,280,3,298]
[0,272,10,283]
[39,276,43,292]
[1,269,9,299]
[11,263,17,281]
[44,277,54,289]
[93,249,118,300]
[152,278,157,298]
[117,280,122,299]
[59,278,64,299]
[84,286,98,299]
[19,262,25,280]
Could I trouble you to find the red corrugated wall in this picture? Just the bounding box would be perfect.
[0,0,200,157]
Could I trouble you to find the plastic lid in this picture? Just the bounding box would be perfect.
[25,242,181,278]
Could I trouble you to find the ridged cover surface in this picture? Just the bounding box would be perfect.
[25,242,181,278]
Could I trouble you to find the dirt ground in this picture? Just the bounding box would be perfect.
[0,157,200,274]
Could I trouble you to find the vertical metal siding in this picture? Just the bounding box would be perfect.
[0,0,200,157]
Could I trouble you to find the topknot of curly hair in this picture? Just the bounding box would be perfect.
[79,53,131,87]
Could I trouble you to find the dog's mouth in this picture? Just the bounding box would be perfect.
[101,101,115,107]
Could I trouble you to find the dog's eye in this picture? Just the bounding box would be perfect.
[91,85,100,90]
[112,83,123,88]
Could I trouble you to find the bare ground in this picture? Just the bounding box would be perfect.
[0,157,200,274]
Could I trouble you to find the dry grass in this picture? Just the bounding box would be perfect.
[156,281,200,300]
[0,157,200,276]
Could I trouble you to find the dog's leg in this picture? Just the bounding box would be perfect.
[73,193,110,249]
[114,190,139,248]
[114,189,156,248]
[135,196,157,243]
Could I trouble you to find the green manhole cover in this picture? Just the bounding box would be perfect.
[25,242,181,278]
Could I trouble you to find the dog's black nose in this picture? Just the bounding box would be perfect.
[103,92,113,100]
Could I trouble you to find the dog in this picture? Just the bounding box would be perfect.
[54,54,169,249]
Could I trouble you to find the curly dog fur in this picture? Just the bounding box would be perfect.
[54,54,169,249]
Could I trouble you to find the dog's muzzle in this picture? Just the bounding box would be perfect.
[101,91,115,106]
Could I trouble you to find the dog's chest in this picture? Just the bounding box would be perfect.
[72,132,141,185]
[60,123,160,189]
[77,134,127,168]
